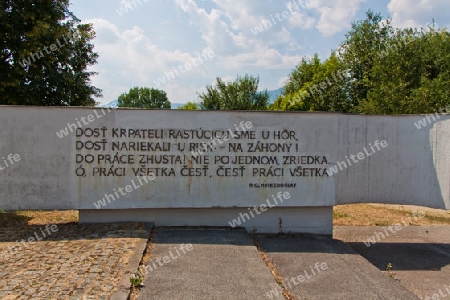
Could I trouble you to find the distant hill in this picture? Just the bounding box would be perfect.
[98,88,284,109]
[99,100,119,108]
[99,100,184,109]
[171,103,184,109]
[267,88,284,104]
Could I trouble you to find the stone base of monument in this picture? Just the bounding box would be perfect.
[79,207,333,235]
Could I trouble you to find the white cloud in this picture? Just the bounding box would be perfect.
[69,0,377,105]
[286,1,316,29]
[209,1,259,30]
[173,1,304,69]
[308,0,367,36]
[277,76,289,88]
[288,12,316,29]
[174,0,244,55]
[85,18,216,103]
[86,7,305,105]
[387,0,450,28]
[218,48,302,70]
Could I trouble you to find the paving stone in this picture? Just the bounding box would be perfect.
[0,223,150,299]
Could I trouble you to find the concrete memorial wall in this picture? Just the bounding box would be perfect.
[0,106,448,234]
[336,115,450,209]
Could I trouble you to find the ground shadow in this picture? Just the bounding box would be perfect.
[254,233,358,254]
[0,210,152,242]
[346,241,450,271]
[0,210,32,227]
[253,233,450,271]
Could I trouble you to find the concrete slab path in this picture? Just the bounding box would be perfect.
[334,226,450,300]
[137,228,282,300]
[1,225,449,299]
[254,233,417,299]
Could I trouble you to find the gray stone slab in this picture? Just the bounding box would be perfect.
[255,234,417,299]
[138,228,282,300]
[334,226,450,299]
[80,207,333,234]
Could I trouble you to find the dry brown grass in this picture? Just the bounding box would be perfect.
[1,205,449,228]
[251,237,295,300]
[0,210,78,228]
[333,203,450,226]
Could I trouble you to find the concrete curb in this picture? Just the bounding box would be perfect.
[111,223,154,300]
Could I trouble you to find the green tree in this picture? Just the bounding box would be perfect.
[198,74,268,110]
[283,54,322,96]
[0,0,101,106]
[118,87,171,109]
[273,11,450,115]
[178,102,199,110]
[361,27,450,114]
[338,11,450,114]
[339,10,395,110]
[271,54,348,112]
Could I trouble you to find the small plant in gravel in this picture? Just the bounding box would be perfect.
[386,263,395,279]
[130,271,143,287]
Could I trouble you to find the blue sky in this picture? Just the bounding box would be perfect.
[69,0,450,105]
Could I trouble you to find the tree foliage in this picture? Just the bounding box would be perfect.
[0,0,101,106]
[118,87,171,109]
[198,74,268,110]
[361,27,450,114]
[178,102,200,110]
[339,10,394,110]
[270,54,347,112]
[272,11,450,114]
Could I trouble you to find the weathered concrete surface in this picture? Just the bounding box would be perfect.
[79,207,333,234]
[0,107,336,211]
[137,228,282,300]
[336,115,450,209]
[0,107,449,223]
[334,226,450,299]
[254,234,417,299]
